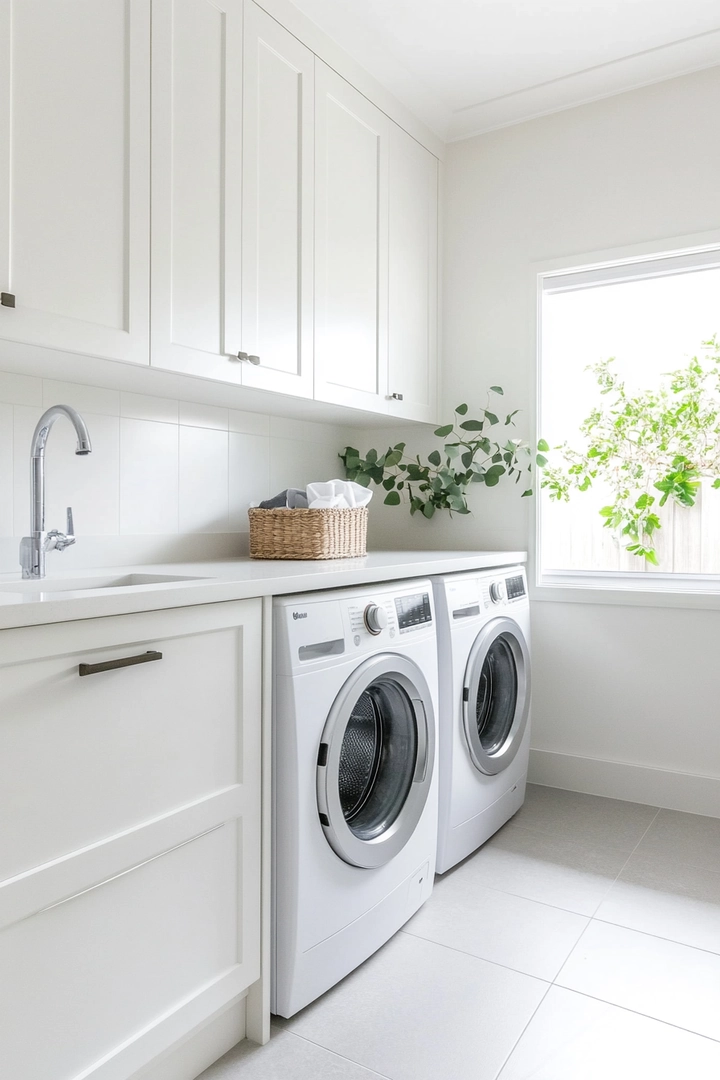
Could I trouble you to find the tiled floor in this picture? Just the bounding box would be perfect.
[200,785,720,1079]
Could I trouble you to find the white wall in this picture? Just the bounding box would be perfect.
[0,370,351,575]
[383,65,720,813]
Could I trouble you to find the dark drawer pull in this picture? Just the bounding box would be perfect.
[79,650,163,677]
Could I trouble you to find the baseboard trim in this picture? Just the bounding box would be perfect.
[529,749,720,818]
[135,999,246,1080]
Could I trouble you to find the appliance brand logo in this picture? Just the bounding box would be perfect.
[292,611,308,620]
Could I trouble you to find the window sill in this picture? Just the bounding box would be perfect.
[534,570,720,611]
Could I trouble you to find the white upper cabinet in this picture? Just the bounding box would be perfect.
[314,61,390,414]
[0,0,150,364]
[151,0,244,382]
[387,125,439,424]
[240,1,314,398]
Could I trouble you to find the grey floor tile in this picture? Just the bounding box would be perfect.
[636,808,720,874]
[404,866,589,979]
[596,850,720,955]
[465,818,628,916]
[557,920,720,1042]
[498,986,720,1079]
[198,1027,387,1079]
[515,784,659,852]
[286,931,548,1080]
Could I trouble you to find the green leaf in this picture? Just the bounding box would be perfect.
[484,464,506,487]
[366,448,377,464]
[384,449,403,467]
[422,502,436,519]
[490,386,504,395]
[427,449,442,467]
[393,442,406,452]
[484,411,499,425]
[459,419,485,431]
[383,491,401,506]
[382,476,396,490]
[434,424,454,438]
[537,438,550,452]
[713,478,720,489]
[536,454,548,468]
[455,403,469,415]
[505,410,520,425]
[444,443,461,459]
[521,489,532,497]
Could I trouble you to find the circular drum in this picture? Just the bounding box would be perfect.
[462,617,530,776]
[317,654,435,868]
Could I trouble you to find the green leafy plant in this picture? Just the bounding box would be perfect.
[540,336,720,565]
[340,389,533,519]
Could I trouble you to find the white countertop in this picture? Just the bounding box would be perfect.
[0,550,527,630]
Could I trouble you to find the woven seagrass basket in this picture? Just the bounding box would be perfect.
[248,506,368,560]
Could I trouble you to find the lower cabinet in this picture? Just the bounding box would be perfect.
[0,599,262,1080]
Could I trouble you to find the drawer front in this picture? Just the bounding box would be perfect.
[0,601,259,882]
[0,824,240,1080]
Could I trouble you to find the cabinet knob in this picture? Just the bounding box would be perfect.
[231,351,261,365]
[231,351,249,363]
[247,354,261,366]
[387,392,404,401]
[1,292,15,308]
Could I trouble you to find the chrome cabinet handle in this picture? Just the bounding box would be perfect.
[387,392,404,401]
[231,351,261,365]
[79,650,163,677]
[1,292,15,308]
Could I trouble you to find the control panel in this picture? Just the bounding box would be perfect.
[395,592,433,632]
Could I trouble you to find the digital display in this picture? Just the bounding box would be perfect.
[395,592,432,630]
[506,575,525,600]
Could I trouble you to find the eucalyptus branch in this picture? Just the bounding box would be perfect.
[340,389,534,519]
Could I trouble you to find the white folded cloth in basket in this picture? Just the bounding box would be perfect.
[306,480,373,509]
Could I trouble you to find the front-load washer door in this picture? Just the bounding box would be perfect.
[463,617,530,776]
[317,653,435,869]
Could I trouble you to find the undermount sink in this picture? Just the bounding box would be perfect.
[0,573,209,595]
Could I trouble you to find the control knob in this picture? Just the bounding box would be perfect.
[364,603,388,635]
[490,580,506,604]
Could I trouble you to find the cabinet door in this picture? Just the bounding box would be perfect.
[0,600,262,1080]
[388,125,439,424]
[0,0,150,364]
[240,1,314,398]
[314,60,389,414]
[151,0,244,382]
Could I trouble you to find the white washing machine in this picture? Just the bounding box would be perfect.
[272,580,439,1018]
[432,566,531,874]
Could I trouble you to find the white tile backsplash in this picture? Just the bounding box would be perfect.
[179,426,229,533]
[119,418,179,534]
[0,372,353,571]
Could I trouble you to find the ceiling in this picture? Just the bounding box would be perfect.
[292,0,720,141]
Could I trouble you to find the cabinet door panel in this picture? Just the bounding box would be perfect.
[388,125,439,423]
[0,0,150,363]
[240,1,314,398]
[151,0,243,381]
[314,61,389,413]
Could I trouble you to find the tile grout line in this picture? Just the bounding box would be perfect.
[397,925,556,984]
[490,979,555,1080]
[283,1028,397,1080]
[587,805,662,919]
[551,983,720,1046]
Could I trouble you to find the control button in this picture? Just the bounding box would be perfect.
[390,628,396,638]
[364,603,388,635]
[354,634,361,646]
[490,580,506,604]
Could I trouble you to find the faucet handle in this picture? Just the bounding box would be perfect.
[66,506,74,539]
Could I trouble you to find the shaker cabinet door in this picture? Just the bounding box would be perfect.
[151,0,244,382]
[313,60,390,414]
[387,124,439,424]
[0,0,150,364]
[240,0,314,398]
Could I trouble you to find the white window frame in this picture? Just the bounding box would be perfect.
[532,228,720,611]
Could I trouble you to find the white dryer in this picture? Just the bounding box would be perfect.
[432,566,531,874]
[272,580,438,1018]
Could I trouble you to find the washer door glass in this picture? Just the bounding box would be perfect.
[318,654,435,869]
[463,617,530,776]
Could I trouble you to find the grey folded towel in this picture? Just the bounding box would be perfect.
[259,487,308,509]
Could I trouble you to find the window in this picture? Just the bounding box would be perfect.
[538,244,720,590]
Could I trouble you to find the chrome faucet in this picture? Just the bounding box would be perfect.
[20,405,92,579]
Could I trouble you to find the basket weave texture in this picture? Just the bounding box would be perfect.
[248,506,368,560]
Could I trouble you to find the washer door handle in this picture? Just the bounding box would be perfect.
[413,698,429,783]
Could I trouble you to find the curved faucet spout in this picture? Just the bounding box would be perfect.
[31,404,93,459]
[21,405,93,579]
